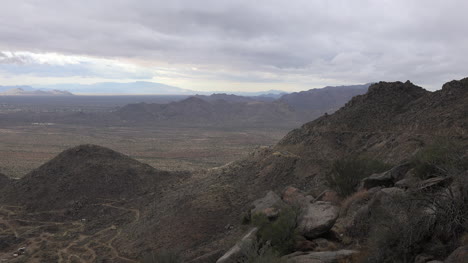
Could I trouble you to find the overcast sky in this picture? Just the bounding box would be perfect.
[0,0,467,92]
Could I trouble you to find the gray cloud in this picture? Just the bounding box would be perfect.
[0,0,467,90]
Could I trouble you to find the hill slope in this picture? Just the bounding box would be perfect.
[1,144,178,211]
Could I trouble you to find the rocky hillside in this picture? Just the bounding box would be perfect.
[0,78,467,262]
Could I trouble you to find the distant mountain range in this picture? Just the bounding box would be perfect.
[2,81,287,97]
[0,87,73,96]
[0,83,371,127]
[0,85,36,92]
[34,81,195,95]
[116,84,370,126]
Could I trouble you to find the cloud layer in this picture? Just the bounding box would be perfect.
[0,0,467,91]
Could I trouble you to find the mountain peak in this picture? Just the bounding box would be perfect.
[441,77,468,95]
[366,81,427,99]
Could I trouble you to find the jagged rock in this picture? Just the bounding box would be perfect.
[251,191,285,219]
[282,186,314,207]
[283,250,358,263]
[216,228,258,263]
[297,201,339,239]
[445,246,468,263]
[417,176,453,190]
[395,176,421,189]
[360,163,412,190]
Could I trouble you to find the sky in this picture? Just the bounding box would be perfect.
[0,0,467,92]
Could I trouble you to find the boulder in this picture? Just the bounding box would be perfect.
[395,176,421,189]
[216,228,258,263]
[360,163,411,190]
[251,191,285,219]
[445,246,468,263]
[417,176,453,191]
[314,190,340,204]
[297,201,339,239]
[282,186,314,207]
[284,250,358,263]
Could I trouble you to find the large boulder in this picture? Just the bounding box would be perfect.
[216,228,258,263]
[282,186,314,207]
[284,250,358,263]
[297,201,339,239]
[251,191,285,219]
[445,246,468,263]
[360,163,412,190]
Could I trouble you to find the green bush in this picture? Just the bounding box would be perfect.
[412,140,468,179]
[141,250,182,263]
[251,207,299,255]
[326,157,391,197]
[241,241,286,263]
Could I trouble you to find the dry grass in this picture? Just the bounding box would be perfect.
[340,190,371,216]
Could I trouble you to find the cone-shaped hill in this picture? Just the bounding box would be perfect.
[1,144,179,211]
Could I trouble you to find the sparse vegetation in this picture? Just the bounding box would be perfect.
[251,207,299,255]
[326,157,391,197]
[241,241,286,263]
[364,198,435,263]
[412,139,468,179]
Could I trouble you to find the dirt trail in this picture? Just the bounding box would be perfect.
[0,205,19,238]
[0,200,142,262]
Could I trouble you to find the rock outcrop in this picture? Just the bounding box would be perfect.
[297,201,340,239]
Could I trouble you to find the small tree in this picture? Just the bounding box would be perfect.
[326,157,391,197]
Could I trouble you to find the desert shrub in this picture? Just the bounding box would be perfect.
[414,174,468,251]
[412,139,468,179]
[364,198,435,263]
[241,241,286,263]
[340,189,371,217]
[364,175,468,263]
[326,157,391,197]
[141,250,183,263]
[251,207,299,255]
